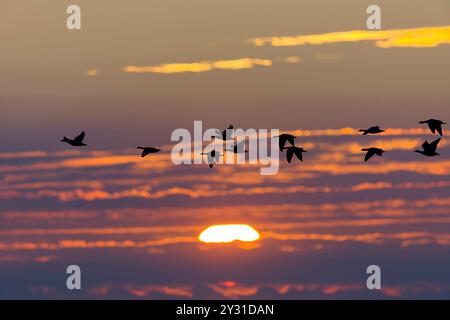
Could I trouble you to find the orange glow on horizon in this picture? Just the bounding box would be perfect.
[199,224,260,243]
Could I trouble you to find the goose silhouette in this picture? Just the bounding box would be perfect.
[216,124,234,141]
[137,146,161,157]
[276,134,296,151]
[361,147,385,161]
[201,149,223,168]
[359,126,385,135]
[419,119,446,136]
[283,146,307,163]
[226,138,248,154]
[415,138,441,157]
[61,131,87,146]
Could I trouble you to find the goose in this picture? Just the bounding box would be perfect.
[361,147,385,161]
[61,131,87,146]
[137,146,161,157]
[283,146,307,163]
[276,134,296,151]
[415,138,441,157]
[201,149,223,168]
[419,119,446,136]
[216,124,234,141]
[226,138,248,154]
[358,126,385,135]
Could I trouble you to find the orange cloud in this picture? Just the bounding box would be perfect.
[248,25,450,48]
[122,58,272,74]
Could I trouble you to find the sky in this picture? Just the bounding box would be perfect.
[0,0,450,299]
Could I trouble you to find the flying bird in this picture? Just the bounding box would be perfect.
[361,147,385,162]
[201,149,223,168]
[359,126,385,135]
[137,146,161,157]
[415,138,441,157]
[276,134,296,151]
[284,146,307,163]
[419,119,446,136]
[226,138,248,154]
[216,124,234,141]
[61,131,87,146]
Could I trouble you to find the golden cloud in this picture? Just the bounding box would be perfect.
[122,58,272,74]
[248,25,450,48]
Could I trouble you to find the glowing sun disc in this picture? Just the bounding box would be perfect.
[199,224,260,243]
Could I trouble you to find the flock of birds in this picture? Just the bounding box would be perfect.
[61,119,446,168]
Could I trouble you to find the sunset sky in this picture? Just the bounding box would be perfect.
[1,0,450,299]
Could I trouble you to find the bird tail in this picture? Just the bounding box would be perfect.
[137,146,144,150]
[61,136,69,142]
[358,129,367,135]
[361,148,369,151]
[419,120,427,124]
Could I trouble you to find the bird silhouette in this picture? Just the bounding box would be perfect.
[283,146,307,163]
[419,119,446,136]
[61,131,87,146]
[201,149,223,168]
[137,146,161,157]
[359,126,385,135]
[216,124,234,141]
[415,138,441,157]
[226,138,248,154]
[361,147,385,161]
[276,134,296,151]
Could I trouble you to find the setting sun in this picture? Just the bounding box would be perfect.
[199,224,260,243]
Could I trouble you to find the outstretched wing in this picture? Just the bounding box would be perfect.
[74,131,85,143]
[364,150,375,162]
[428,123,436,134]
[287,136,295,146]
[236,141,246,153]
[294,148,303,161]
[435,124,443,136]
[279,136,286,151]
[429,138,441,152]
[141,149,150,157]
[286,148,294,163]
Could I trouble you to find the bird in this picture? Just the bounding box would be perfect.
[359,126,385,135]
[226,138,248,154]
[216,124,234,141]
[283,146,307,163]
[415,138,441,157]
[61,131,87,146]
[137,146,161,157]
[276,134,296,151]
[201,149,223,168]
[419,119,446,136]
[361,147,385,162]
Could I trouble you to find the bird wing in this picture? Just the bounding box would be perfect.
[294,148,303,161]
[209,163,214,168]
[436,124,443,136]
[141,149,149,157]
[279,136,286,151]
[74,131,85,143]
[427,123,436,134]
[429,138,441,152]
[364,150,375,161]
[236,141,246,153]
[286,148,294,163]
[287,136,295,146]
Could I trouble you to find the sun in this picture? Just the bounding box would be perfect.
[198,224,260,243]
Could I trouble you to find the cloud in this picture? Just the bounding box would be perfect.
[248,25,450,48]
[122,58,272,74]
